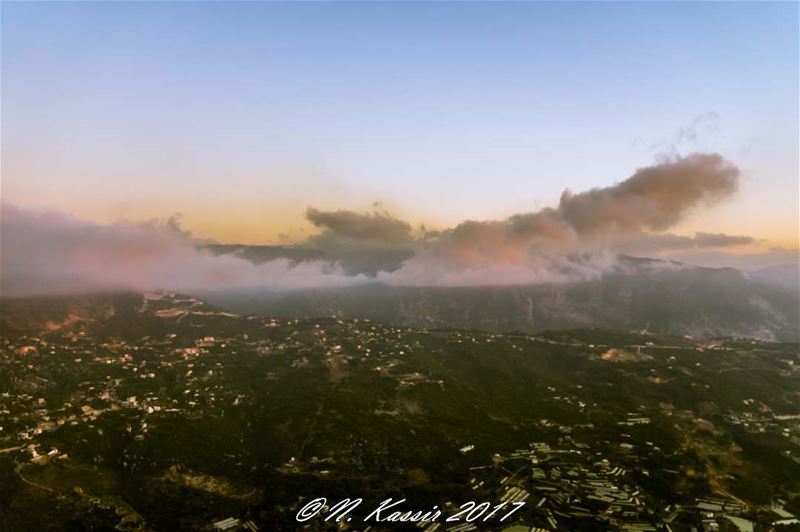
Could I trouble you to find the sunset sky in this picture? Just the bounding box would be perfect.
[2,1,798,251]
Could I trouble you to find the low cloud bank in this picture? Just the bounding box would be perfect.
[3,153,786,296]
[0,203,368,297]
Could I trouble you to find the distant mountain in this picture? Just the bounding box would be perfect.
[202,244,327,264]
[3,257,797,342]
[199,257,800,341]
[202,243,412,276]
[748,263,800,293]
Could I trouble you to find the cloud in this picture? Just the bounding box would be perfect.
[693,232,754,248]
[666,247,799,271]
[558,153,738,235]
[609,231,755,256]
[609,233,697,255]
[304,153,744,286]
[0,203,369,297]
[388,153,741,281]
[1,152,776,294]
[305,207,414,247]
[379,251,619,287]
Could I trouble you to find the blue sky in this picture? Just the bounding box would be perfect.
[2,1,797,245]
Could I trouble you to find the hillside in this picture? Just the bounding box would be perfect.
[0,292,798,530]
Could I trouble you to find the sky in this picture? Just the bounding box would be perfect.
[1,1,798,295]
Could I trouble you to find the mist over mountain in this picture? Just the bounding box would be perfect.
[201,243,413,277]
[3,253,796,343]
[195,256,799,342]
[747,263,800,293]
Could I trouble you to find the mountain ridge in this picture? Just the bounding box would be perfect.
[197,258,799,341]
[2,255,798,342]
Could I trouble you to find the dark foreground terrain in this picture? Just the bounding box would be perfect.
[1,292,799,531]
